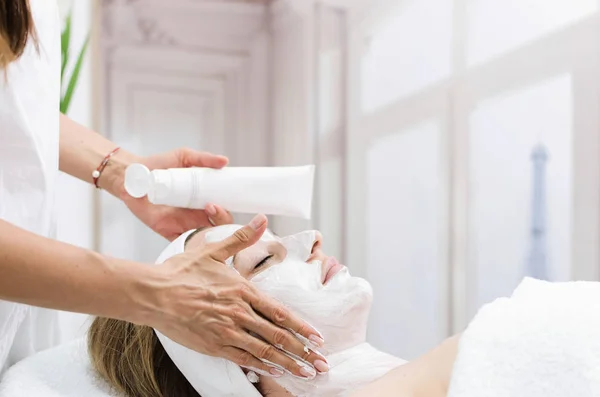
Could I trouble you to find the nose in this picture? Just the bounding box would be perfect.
[306,231,324,263]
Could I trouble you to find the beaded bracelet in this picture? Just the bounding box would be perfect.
[93,147,121,189]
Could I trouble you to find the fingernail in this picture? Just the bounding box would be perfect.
[205,203,217,216]
[299,365,317,379]
[269,367,285,377]
[250,214,266,231]
[309,346,328,358]
[309,334,325,347]
[307,324,325,340]
[314,359,329,374]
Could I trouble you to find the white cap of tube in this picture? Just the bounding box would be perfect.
[124,164,192,206]
[124,163,152,198]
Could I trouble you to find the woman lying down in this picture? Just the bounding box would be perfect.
[1,225,599,397]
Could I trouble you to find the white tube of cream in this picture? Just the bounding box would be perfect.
[124,164,315,219]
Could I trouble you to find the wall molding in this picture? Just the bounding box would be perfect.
[102,0,267,52]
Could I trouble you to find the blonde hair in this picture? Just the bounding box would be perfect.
[88,318,201,397]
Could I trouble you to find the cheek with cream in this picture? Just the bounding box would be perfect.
[252,231,381,397]
[204,226,374,353]
[251,232,373,354]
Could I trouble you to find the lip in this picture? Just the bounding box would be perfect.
[322,257,345,284]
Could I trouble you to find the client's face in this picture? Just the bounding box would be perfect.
[186,225,373,354]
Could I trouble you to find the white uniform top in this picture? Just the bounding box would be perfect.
[0,0,61,373]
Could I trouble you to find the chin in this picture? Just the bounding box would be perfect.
[316,273,374,352]
[327,269,374,308]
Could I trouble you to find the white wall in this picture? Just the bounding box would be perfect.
[55,0,95,342]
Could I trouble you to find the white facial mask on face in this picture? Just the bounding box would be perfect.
[279,230,317,261]
[206,226,372,351]
[252,261,373,352]
[250,232,375,396]
[153,226,398,397]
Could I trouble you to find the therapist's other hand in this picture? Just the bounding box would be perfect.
[121,148,233,240]
[204,202,234,226]
[150,215,325,379]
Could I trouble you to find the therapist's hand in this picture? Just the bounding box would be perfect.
[151,214,327,379]
[121,147,234,240]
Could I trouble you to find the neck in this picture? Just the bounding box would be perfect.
[262,343,405,397]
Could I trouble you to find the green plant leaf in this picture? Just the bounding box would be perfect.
[60,34,90,114]
[61,11,72,83]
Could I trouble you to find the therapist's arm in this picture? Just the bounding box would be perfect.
[0,218,155,323]
[350,335,460,397]
[58,114,139,197]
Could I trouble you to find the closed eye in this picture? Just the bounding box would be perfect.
[254,255,273,270]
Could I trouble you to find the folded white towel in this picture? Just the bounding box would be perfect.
[448,277,600,397]
[0,339,116,397]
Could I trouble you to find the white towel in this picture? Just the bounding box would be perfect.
[448,278,600,397]
[0,339,116,397]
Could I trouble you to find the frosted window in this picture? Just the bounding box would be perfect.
[469,74,573,317]
[468,0,597,66]
[361,0,453,113]
[367,120,444,359]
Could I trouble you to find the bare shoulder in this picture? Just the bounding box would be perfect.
[349,335,461,397]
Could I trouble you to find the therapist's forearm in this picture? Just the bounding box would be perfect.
[59,114,135,198]
[0,218,157,325]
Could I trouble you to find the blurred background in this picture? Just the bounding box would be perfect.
[56,0,600,361]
